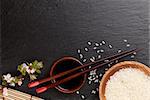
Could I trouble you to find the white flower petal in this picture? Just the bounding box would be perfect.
[3,75,7,80]
[29,63,32,66]
[10,77,15,81]
[18,81,22,86]
[9,83,15,87]
[7,79,12,83]
[26,68,31,74]
[7,73,11,78]
[30,69,35,74]
[3,73,13,82]
[22,63,27,68]
[25,66,29,69]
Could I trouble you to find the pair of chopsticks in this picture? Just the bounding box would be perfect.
[28,48,141,93]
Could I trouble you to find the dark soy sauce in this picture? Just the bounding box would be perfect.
[52,59,85,91]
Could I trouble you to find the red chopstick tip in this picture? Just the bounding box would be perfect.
[28,81,40,88]
[36,87,47,94]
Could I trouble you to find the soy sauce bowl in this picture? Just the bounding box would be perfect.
[50,57,87,93]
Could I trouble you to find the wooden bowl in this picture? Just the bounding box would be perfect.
[99,61,150,100]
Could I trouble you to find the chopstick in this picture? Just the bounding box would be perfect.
[36,48,141,93]
[28,48,137,88]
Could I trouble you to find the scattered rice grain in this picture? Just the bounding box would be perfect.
[90,58,95,62]
[88,76,92,80]
[89,66,92,69]
[79,54,83,59]
[91,90,96,94]
[87,41,92,45]
[115,60,118,63]
[94,79,99,83]
[88,81,92,84]
[93,47,97,50]
[126,44,130,47]
[133,52,137,55]
[92,77,96,81]
[92,56,95,60]
[118,49,122,53]
[98,55,101,59]
[108,44,113,49]
[123,39,127,42]
[102,40,106,44]
[96,75,99,78]
[104,60,109,62]
[90,70,97,75]
[100,49,104,53]
[76,91,80,94]
[83,59,87,62]
[131,55,135,58]
[99,73,102,77]
[81,95,85,99]
[95,43,99,46]
[77,49,81,53]
[96,88,99,92]
[99,43,103,46]
[108,64,111,67]
[97,50,100,53]
[84,47,88,52]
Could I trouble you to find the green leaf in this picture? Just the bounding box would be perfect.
[26,62,30,65]
[37,62,43,68]
[21,68,26,76]
[31,60,43,70]
[17,65,22,72]
[14,77,19,83]
[2,81,7,86]
[32,60,38,68]
[29,74,37,80]
[36,70,41,74]
[33,60,38,65]
[35,74,38,77]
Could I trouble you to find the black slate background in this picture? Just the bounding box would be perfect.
[1,0,150,100]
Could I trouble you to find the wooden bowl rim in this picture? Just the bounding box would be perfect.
[99,61,150,100]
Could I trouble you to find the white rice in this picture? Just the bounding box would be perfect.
[105,68,150,100]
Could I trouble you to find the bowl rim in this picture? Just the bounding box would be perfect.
[99,61,150,100]
[50,56,87,93]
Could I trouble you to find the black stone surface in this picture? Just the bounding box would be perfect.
[1,0,149,100]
